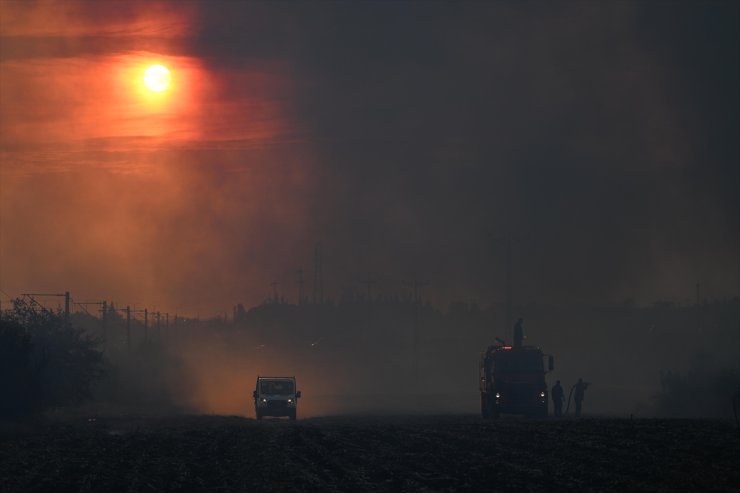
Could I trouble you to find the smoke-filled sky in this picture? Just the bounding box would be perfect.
[1,1,738,315]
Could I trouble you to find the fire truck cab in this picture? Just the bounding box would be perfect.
[480,338,554,418]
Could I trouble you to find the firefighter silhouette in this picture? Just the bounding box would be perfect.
[551,380,564,417]
[513,318,524,347]
[574,378,589,417]
[733,384,740,431]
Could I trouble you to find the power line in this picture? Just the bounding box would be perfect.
[297,269,305,305]
[313,243,324,304]
[403,278,430,393]
[491,235,529,333]
[21,292,70,319]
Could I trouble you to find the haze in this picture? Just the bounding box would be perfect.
[1,1,738,417]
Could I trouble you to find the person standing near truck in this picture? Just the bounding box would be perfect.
[552,380,564,417]
[574,378,589,417]
[733,384,740,431]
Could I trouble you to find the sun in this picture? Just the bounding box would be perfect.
[144,64,171,92]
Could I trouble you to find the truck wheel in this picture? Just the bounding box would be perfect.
[481,395,491,419]
[256,411,263,421]
[527,407,547,418]
[289,410,297,421]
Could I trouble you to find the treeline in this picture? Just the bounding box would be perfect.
[0,299,104,419]
[2,295,738,418]
[0,298,188,419]
[228,296,740,416]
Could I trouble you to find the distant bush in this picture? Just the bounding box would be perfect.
[96,338,189,413]
[0,299,105,419]
[657,353,740,418]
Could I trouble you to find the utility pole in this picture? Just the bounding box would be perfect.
[22,292,70,318]
[119,306,146,351]
[404,279,430,390]
[72,299,107,345]
[313,243,323,304]
[359,277,376,341]
[505,236,512,334]
[156,311,161,339]
[126,306,131,351]
[102,301,107,346]
[360,277,376,303]
[144,309,149,341]
[313,247,318,304]
[297,269,305,305]
[696,282,701,333]
[492,234,528,335]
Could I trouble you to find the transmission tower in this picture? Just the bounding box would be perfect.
[21,292,70,319]
[403,278,430,390]
[297,269,305,305]
[313,243,324,304]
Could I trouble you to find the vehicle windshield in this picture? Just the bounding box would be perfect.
[493,351,544,373]
[259,380,294,395]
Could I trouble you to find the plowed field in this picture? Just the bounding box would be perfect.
[1,415,738,492]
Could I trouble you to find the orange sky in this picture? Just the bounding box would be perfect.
[2,1,738,314]
[0,1,317,315]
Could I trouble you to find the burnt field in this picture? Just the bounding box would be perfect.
[1,415,738,492]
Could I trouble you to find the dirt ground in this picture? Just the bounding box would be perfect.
[1,415,738,492]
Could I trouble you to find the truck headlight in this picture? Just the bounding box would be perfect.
[540,391,546,398]
[495,392,500,399]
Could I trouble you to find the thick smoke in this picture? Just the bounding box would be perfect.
[72,297,740,418]
[1,2,738,418]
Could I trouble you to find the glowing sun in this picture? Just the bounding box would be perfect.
[144,65,171,92]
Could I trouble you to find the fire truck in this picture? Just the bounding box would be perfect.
[479,325,554,418]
